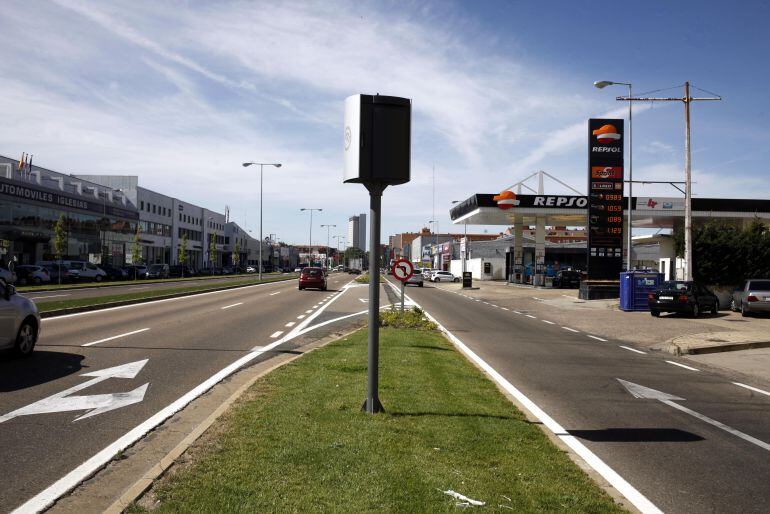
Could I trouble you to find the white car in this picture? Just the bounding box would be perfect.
[0,280,40,356]
[66,261,107,282]
[246,266,257,273]
[430,271,459,283]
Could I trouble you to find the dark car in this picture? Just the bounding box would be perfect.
[39,263,79,283]
[648,280,719,317]
[124,265,148,280]
[299,267,327,290]
[101,265,129,281]
[146,263,170,279]
[14,265,51,285]
[221,266,234,275]
[553,269,581,289]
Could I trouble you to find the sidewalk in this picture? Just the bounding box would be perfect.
[432,280,770,387]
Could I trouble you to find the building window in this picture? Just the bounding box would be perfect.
[140,201,144,210]
[179,213,182,222]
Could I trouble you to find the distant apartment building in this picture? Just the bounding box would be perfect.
[347,213,367,251]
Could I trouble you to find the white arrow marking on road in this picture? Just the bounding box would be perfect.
[617,379,770,451]
[358,298,369,303]
[0,360,149,423]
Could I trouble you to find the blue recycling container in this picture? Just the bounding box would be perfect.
[620,271,664,311]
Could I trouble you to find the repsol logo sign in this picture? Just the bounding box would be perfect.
[591,146,622,153]
[532,196,587,208]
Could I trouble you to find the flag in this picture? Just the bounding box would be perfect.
[18,152,25,171]
[27,154,33,174]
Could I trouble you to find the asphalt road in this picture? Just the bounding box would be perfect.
[403,281,770,514]
[22,273,294,304]
[0,273,382,512]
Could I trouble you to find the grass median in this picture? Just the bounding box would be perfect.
[33,275,294,313]
[135,324,623,512]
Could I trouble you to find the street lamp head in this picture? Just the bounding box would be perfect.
[273,163,282,168]
[242,162,253,167]
[593,81,614,89]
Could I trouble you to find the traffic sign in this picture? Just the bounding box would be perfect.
[391,259,414,282]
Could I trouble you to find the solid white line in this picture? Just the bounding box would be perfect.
[588,335,607,342]
[269,291,280,296]
[81,328,150,347]
[665,360,700,372]
[542,320,555,325]
[384,279,663,514]
[270,331,284,338]
[42,280,292,321]
[29,294,70,301]
[619,345,647,355]
[525,314,536,319]
[220,302,243,310]
[285,322,296,327]
[733,382,770,397]
[562,327,579,333]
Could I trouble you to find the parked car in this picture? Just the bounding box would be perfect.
[348,268,362,275]
[730,279,770,317]
[125,264,148,280]
[14,265,51,286]
[0,279,40,357]
[422,268,436,279]
[648,280,719,317]
[100,265,129,281]
[0,267,17,284]
[221,266,234,275]
[430,271,459,283]
[553,269,581,289]
[65,261,107,282]
[38,262,79,283]
[405,272,423,287]
[245,265,257,273]
[146,263,170,279]
[298,267,327,290]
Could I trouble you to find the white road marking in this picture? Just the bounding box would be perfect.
[383,279,663,514]
[128,286,150,290]
[512,310,522,314]
[482,301,490,304]
[665,360,700,371]
[269,291,281,296]
[475,299,481,302]
[285,321,296,327]
[561,294,573,298]
[542,320,555,325]
[525,314,536,319]
[82,328,150,347]
[532,297,544,301]
[29,294,71,301]
[358,298,369,303]
[305,309,313,313]
[297,315,305,319]
[562,327,579,333]
[491,304,499,308]
[220,302,243,310]
[733,382,770,397]
[500,307,509,311]
[619,345,646,355]
[270,331,284,338]
[588,335,607,342]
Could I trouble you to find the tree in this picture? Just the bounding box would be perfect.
[53,214,67,285]
[131,224,142,280]
[233,239,241,270]
[178,231,188,278]
[209,232,217,267]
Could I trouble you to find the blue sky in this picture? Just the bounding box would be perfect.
[1,0,768,245]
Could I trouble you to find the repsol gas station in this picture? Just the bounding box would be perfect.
[450,119,770,299]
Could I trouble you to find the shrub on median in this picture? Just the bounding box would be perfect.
[379,306,436,330]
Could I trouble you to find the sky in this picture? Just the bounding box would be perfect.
[2,0,769,246]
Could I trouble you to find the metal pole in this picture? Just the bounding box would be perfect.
[627,83,633,272]
[363,184,384,414]
[684,81,693,281]
[400,281,405,312]
[259,164,263,281]
[309,209,313,263]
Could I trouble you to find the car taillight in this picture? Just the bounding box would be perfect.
[648,293,655,300]
[747,295,759,302]
[678,295,689,302]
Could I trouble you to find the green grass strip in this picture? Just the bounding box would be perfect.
[142,328,623,513]
[35,275,292,313]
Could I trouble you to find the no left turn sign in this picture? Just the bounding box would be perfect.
[391,259,414,282]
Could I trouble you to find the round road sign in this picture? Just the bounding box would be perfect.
[391,259,414,282]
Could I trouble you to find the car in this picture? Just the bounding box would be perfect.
[553,269,581,289]
[221,266,234,275]
[100,265,129,281]
[246,265,257,273]
[38,262,80,283]
[146,263,170,279]
[125,264,148,280]
[430,271,459,283]
[0,279,40,357]
[14,265,51,286]
[730,279,770,317]
[298,267,327,290]
[648,280,719,317]
[65,261,107,282]
[422,268,436,279]
[0,266,17,284]
[405,272,423,287]
[348,268,362,275]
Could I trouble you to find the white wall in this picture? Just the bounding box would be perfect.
[450,257,506,280]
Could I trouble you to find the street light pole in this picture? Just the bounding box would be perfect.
[320,224,336,269]
[243,161,282,281]
[594,80,633,272]
[300,208,323,264]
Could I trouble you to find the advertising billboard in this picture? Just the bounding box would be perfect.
[587,119,624,280]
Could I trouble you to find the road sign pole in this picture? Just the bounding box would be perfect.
[363,183,384,414]
[401,281,405,312]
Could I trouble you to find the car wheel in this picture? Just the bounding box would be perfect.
[95,275,103,282]
[730,298,737,312]
[298,286,303,290]
[454,277,459,282]
[435,277,441,282]
[711,300,719,315]
[14,320,36,357]
[650,310,660,317]
[33,277,42,285]
[691,303,700,318]
[418,282,423,287]
[741,303,749,317]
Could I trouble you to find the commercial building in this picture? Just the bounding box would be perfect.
[347,213,367,251]
[0,156,139,266]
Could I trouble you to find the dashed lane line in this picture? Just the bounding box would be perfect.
[82,328,150,347]
[666,360,700,372]
[270,331,284,339]
[220,302,243,310]
[542,320,555,325]
[525,314,536,319]
[588,335,607,342]
[285,322,296,327]
[619,345,646,355]
[733,382,770,397]
[562,327,579,333]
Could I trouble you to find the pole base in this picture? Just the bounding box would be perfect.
[361,397,385,414]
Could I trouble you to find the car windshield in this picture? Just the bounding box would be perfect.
[748,280,770,290]
[149,265,163,271]
[661,281,691,291]
[303,269,322,276]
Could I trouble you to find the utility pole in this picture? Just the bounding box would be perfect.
[320,224,336,269]
[617,82,720,280]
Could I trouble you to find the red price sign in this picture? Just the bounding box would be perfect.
[391,259,414,282]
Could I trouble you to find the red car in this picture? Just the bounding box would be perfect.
[298,267,327,291]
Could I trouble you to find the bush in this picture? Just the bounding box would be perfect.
[354,274,369,283]
[379,306,437,330]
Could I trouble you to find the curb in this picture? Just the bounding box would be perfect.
[39,277,295,318]
[669,340,770,356]
[19,274,291,294]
